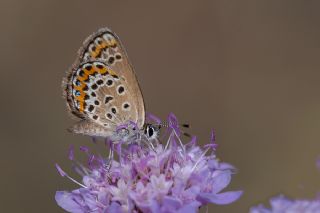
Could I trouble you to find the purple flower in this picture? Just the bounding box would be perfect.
[250,195,320,213]
[251,157,320,213]
[55,114,242,213]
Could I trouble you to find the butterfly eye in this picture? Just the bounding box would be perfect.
[145,125,159,139]
[148,127,154,138]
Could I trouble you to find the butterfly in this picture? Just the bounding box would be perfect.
[63,28,159,143]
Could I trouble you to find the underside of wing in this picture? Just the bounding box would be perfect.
[76,28,145,128]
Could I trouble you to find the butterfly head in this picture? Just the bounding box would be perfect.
[143,123,160,140]
[112,122,160,143]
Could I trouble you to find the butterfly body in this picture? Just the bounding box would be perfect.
[63,28,151,143]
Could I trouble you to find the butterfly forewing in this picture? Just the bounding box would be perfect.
[78,28,145,128]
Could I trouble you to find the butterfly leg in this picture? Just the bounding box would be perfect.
[140,134,156,152]
[148,139,156,151]
[104,143,114,172]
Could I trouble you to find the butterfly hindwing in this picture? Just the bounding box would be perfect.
[65,60,141,136]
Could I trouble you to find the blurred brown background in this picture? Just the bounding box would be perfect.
[1,0,320,212]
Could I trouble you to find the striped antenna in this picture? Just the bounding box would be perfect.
[157,122,191,137]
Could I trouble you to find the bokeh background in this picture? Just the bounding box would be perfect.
[1,0,320,212]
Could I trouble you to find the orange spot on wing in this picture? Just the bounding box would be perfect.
[84,68,95,75]
[108,39,117,47]
[97,66,118,78]
[74,91,86,112]
[107,68,117,77]
[98,66,108,74]
[77,67,97,84]
[74,84,84,91]
[78,76,88,82]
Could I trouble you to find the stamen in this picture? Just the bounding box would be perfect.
[191,147,210,172]
[88,154,95,166]
[185,136,197,147]
[172,128,186,153]
[204,129,218,151]
[164,131,174,151]
[55,163,66,177]
[55,163,87,188]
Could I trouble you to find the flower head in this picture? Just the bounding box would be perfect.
[55,114,242,213]
[250,156,320,213]
[250,195,320,213]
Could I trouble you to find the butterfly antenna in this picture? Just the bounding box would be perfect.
[181,123,190,128]
[157,122,190,128]
[158,122,191,138]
